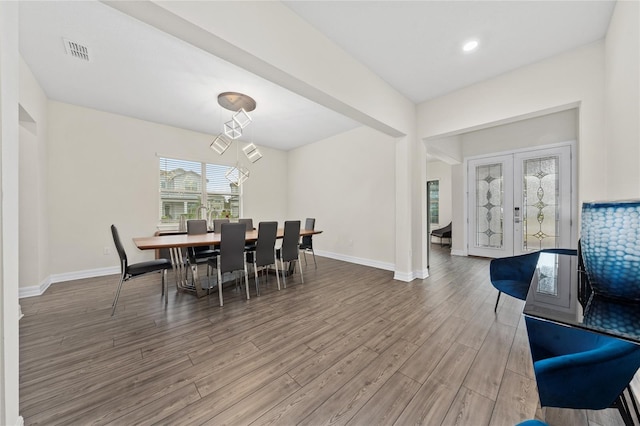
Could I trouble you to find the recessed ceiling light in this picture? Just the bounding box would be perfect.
[462,39,479,53]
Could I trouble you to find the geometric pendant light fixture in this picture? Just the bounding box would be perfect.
[210,92,262,185]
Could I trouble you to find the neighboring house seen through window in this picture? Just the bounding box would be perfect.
[159,157,241,224]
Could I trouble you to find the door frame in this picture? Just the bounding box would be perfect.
[463,140,578,257]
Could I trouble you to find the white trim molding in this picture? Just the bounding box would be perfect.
[16,416,24,426]
[314,250,395,272]
[18,266,119,298]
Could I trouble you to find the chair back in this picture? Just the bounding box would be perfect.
[187,219,208,235]
[281,220,301,262]
[238,218,254,231]
[301,218,315,248]
[213,219,229,233]
[219,222,247,274]
[255,221,278,267]
[111,225,128,273]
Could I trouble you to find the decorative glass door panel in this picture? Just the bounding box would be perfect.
[468,155,513,258]
[468,145,572,258]
[475,163,504,249]
[522,156,559,250]
[514,146,571,256]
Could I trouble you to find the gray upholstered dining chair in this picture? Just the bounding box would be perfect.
[276,220,304,287]
[238,218,256,251]
[207,222,250,306]
[212,218,229,233]
[238,218,254,231]
[299,217,317,269]
[186,219,217,287]
[246,221,280,295]
[110,225,172,316]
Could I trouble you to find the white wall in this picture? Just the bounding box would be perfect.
[418,42,605,203]
[288,126,396,270]
[0,1,22,423]
[18,57,48,291]
[418,42,604,254]
[46,101,288,276]
[461,109,578,158]
[605,0,640,199]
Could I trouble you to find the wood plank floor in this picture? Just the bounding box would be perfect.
[19,245,625,426]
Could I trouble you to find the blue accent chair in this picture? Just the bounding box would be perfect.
[490,248,577,312]
[525,316,640,425]
[516,420,548,426]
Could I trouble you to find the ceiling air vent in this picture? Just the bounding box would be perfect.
[63,38,90,61]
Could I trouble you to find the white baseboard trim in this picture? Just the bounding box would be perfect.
[18,252,429,297]
[393,268,430,282]
[16,416,24,426]
[450,249,466,257]
[315,250,395,272]
[19,266,119,299]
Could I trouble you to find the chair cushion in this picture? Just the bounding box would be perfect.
[128,259,172,277]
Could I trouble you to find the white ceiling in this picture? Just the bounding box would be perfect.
[18,1,615,151]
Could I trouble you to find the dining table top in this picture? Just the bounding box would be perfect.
[134,228,322,250]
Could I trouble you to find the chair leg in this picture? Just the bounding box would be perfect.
[303,250,307,266]
[298,256,304,284]
[494,291,501,312]
[274,256,281,291]
[243,264,250,300]
[163,269,168,305]
[111,272,126,316]
[253,261,260,296]
[311,248,317,269]
[217,262,224,307]
[281,258,287,288]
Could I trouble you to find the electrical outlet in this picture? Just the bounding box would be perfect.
[103,247,111,255]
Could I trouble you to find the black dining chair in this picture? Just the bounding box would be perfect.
[299,217,317,269]
[212,219,229,233]
[207,222,250,306]
[246,221,280,295]
[277,220,304,287]
[238,218,254,231]
[110,225,172,316]
[186,219,217,287]
[238,218,256,252]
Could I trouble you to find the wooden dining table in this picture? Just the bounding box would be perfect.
[133,228,322,298]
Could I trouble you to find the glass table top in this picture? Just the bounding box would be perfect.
[523,252,640,344]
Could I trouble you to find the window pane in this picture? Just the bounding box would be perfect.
[159,158,203,223]
[427,180,439,224]
[205,163,240,220]
[159,157,242,224]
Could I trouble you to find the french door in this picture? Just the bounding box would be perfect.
[467,145,573,258]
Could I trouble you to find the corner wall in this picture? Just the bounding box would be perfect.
[18,57,48,293]
[288,126,396,270]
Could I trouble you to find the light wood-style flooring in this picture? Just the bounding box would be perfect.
[19,245,626,425]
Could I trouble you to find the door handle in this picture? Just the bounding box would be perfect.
[514,207,521,224]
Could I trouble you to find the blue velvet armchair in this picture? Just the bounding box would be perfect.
[525,316,640,425]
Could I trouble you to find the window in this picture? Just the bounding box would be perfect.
[427,180,439,225]
[159,157,241,224]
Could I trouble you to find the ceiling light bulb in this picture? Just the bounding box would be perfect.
[462,40,479,52]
